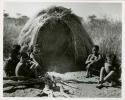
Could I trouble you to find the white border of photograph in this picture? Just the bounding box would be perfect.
[0,0,125,100]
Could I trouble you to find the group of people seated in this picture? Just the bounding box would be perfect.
[4,44,121,89]
[85,45,121,89]
[4,44,41,79]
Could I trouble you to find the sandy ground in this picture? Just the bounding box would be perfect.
[3,71,121,97]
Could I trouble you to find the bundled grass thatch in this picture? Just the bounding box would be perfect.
[18,6,93,73]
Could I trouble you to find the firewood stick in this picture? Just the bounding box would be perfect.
[55,79,79,90]
[3,79,45,88]
[60,81,79,89]
[3,76,31,81]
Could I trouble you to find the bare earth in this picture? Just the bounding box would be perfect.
[3,71,121,97]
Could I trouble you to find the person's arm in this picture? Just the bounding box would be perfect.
[85,55,92,64]
[94,54,101,62]
[4,60,10,76]
[89,54,101,65]
[15,62,23,77]
[112,65,117,71]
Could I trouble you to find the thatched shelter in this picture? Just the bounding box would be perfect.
[18,6,93,73]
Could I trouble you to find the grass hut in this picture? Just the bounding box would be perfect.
[18,6,93,73]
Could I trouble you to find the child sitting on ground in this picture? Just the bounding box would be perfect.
[85,45,101,78]
[15,52,40,78]
[96,54,119,89]
[4,44,21,76]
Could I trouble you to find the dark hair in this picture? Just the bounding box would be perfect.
[105,53,117,65]
[106,54,113,58]
[21,52,29,59]
[93,45,99,51]
[106,53,116,59]
[10,45,21,58]
[13,44,21,51]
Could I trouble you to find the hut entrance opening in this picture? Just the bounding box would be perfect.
[34,19,76,73]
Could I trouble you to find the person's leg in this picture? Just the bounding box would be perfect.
[4,60,10,77]
[96,67,106,89]
[89,68,93,77]
[86,64,91,78]
[103,71,115,82]
[34,68,38,78]
[89,62,97,77]
[29,63,39,78]
[99,67,105,83]
[111,72,120,86]
[96,71,115,89]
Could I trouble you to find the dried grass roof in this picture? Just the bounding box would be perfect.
[18,6,93,68]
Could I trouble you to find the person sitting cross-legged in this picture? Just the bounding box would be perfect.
[96,54,120,89]
[85,45,101,78]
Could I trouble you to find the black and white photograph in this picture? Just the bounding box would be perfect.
[2,0,123,98]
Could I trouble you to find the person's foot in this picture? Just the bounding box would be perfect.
[98,80,103,84]
[89,74,92,78]
[110,81,117,87]
[96,84,103,89]
[86,75,89,78]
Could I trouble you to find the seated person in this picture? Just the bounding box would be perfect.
[15,52,40,78]
[28,44,46,76]
[85,45,101,78]
[96,54,120,89]
[4,44,21,76]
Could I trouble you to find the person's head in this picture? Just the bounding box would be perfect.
[12,44,21,52]
[20,52,29,63]
[9,44,21,59]
[9,52,16,59]
[20,45,29,54]
[92,45,99,54]
[106,54,115,64]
